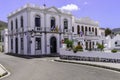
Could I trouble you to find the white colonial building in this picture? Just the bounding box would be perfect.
[72,17,105,51]
[8,4,72,55]
[7,3,105,55]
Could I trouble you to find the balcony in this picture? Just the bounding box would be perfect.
[72,34,100,40]
[84,35,100,40]
[34,27,71,33]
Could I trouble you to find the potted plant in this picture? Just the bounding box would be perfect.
[73,47,77,53]
[111,49,117,53]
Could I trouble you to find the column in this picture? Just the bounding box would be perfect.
[82,40,85,51]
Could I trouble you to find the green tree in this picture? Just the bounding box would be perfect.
[97,43,105,51]
[64,39,73,48]
[105,28,112,36]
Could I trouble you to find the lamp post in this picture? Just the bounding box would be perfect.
[30,29,35,38]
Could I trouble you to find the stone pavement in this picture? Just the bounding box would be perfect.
[55,58,120,72]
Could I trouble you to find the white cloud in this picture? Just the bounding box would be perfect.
[60,4,80,11]
[84,2,88,5]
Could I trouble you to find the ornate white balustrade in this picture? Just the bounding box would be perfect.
[72,34,100,40]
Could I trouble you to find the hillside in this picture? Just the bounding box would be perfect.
[0,20,7,30]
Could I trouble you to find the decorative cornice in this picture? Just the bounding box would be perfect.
[8,3,72,18]
[75,17,99,26]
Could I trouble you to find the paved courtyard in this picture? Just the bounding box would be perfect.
[0,53,120,80]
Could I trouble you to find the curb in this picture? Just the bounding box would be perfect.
[54,59,120,72]
[0,64,10,80]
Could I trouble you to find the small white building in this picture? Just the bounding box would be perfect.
[8,4,72,55]
[72,17,105,51]
[1,29,8,53]
[7,3,105,56]
[105,34,120,50]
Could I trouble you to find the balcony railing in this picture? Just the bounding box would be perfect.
[72,34,100,40]
[8,27,72,35]
[34,27,71,33]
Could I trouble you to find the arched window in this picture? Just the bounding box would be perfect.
[92,27,94,32]
[15,18,18,29]
[35,15,40,27]
[64,19,68,29]
[95,28,97,36]
[72,26,74,32]
[77,25,80,34]
[81,26,84,33]
[85,26,87,31]
[21,16,24,27]
[89,27,91,32]
[51,17,55,28]
[11,20,13,30]
[85,26,87,35]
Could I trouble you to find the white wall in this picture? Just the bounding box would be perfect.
[60,48,120,59]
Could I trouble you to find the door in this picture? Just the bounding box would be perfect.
[50,37,57,54]
[15,38,18,54]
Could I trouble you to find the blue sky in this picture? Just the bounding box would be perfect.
[0,0,120,29]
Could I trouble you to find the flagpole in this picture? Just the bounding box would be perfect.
[43,0,46,7]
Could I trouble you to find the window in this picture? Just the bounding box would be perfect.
[115,41,120,47]
[115,42,117,44]
[21,38,24,50]
[85,27,87,31]
[85,26,87,35]
[11,39,13,50]
[89,27,91,32]
[35,15,40,27]
[64,19,68,29]
[92,27,94,32]
[95,28,97,36]
[51,17,55,29]
[78,42,80,45]
[15,18,18,29]
[11,20,13,30]
[81,26,84,34]
[72,26,74,32]
[35,38,41,50]
[77,25,80,34]
[21,16,24,27]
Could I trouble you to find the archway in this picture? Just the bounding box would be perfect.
[50,37,57,54]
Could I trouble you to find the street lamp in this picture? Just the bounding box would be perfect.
[30,29,35,37]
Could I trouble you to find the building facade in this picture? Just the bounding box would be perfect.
[8,4,72,55]
[8,4,105,55]
[105,34,120,50]
[72,17,105,51]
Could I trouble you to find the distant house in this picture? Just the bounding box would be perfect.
[1,29,8,53]
[104,28,120,50]
[0,20,7,52]
[72,17,105,51]
[105,34,120,50]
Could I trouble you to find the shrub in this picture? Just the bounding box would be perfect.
[75,45,83,51]
[111,49,117,53]
[97,43,105,51]
[64,39,73,48]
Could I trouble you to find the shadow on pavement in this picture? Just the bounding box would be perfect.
[5,53,59,59]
